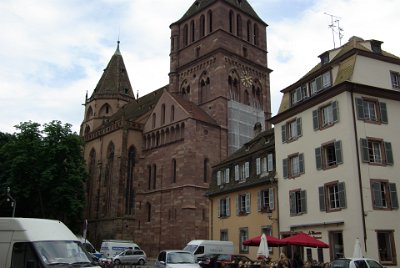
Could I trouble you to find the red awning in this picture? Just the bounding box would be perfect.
[243,235,286,247]
[280,232,329,248]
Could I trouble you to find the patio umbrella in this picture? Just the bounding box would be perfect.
[352,238,363,258]
[256,233,269,260]
[243,235,286,247]
[280,232,329,248]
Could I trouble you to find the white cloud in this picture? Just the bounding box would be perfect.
[0,0,399,134]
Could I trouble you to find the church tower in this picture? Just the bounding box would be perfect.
[169,0,272,154]
[80,42,135,136]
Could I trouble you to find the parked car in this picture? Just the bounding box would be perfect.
[155,250,200,268]
[113,249,147,265]
[330,258,383,268]
[198,254,254,268]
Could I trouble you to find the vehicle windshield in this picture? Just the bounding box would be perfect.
[33,241,92,265]
[167,252,196,264]
[183,245,197,253]
[366,260,383,268]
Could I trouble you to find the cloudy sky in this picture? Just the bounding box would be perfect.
[1,0,399,134]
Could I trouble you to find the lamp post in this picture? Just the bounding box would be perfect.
[6,187,16,217]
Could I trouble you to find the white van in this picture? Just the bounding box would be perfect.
[100,240,140,258]
[183,240,234,259]
[0,218,100,268]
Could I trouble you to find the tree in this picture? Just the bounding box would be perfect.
[0,121,87,232]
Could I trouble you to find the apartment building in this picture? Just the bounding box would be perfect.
[270,36,400,266]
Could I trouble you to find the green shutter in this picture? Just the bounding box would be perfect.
[312,110,319,130]
[371,182,382,208]
[300,190,307,213]
[319,186,326,211]
[379,102,388,124]
[384,142,393,165]
[281,125,287,143]
[332,101,339,123]
[269,188,275,210]
[245,193,251,213]
[315,147,322,170]
[289,192,296,215]
[299,153,305,174]
[283,158,288,179]
[389,183,398,209]
[297,117,302,137]
[338,182,346,208]
[355,98,365,120]
[335,140,343,164]
[360,138,369,163]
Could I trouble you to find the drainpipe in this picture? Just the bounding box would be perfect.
[350,89,367,252]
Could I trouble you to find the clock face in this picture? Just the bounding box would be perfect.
[241,71,253,87]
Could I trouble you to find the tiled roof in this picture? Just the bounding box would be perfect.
[90,42,135,99]
[172,0,265,25]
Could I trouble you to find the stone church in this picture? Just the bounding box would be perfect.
[80,0,272,257]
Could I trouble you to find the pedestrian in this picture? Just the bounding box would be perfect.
[277,253,290,268]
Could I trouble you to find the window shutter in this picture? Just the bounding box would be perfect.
[217,171,221,185]
[245,162,249,178]
[236,195,240,215]
[269,188,274,210]
[283,158,288,179]
[335,140,343,164]
[289,192,296,215]
[360,138,369,162]
[257,191,261,211]
[371,182,382,208]
[312,110,319,130]
[299,153,305,174]
[245,193,251,213]
[315,147,322,170]
[384,142,393,165]
[225,168,230,183]
[379,102,388,124]
[256,158,261,175]
[296,117,302,137]
[338,182,347,208]
[267,154,273,172]
[235,165,239,181]
[300,190,307,213]
[319,186,326,211]
[281,125,287,143]
[355,98,365,120]
[218,199,221,217]
[389,183,398,209]
[332,101,339,123]
[226,197,231,216]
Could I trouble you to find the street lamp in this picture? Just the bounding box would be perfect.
[6,187,16,217]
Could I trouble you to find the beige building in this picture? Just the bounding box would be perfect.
[207,128,279,260]
[270,37,400,266]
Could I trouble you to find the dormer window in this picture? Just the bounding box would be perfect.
[320,52,330,65]
[371,40,383,54]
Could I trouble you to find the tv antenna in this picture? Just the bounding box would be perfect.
[324,12,344,48]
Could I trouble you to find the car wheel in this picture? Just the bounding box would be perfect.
[138,259,145,265]
[114,259,121,265]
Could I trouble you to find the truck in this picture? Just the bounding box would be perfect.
[100,240,141,259]
[183,240,234,259]
[0,217,100,268]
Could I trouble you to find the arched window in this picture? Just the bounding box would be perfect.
[253,24,259,45]
[244,90,250,105]
[199,72,210,104]
[247,20,251,42]
[229,11,234,33]
[146,202,151,222]
[86,106,94,119]
[172,158,177,183]
[236,15,242,37]
[99,103,112,116]
[252,81,263,109]
[183,24,188,46]
[203,158,209,182]
[228,71,240,101]
[126,146,136,214]
[170,105,175,122]
[190,20,195,42]
[105,142,115,215]
[181,80,190,100]
[200,15,205,38]
[84,125,91,135]
[152,164,157,189]
[156,132,160,147]
[181,122,185,139]
[147,165,152,190]
[176,125,181,140]
[152,113,156,128]
[208,10,213,33]
[161,104,166,125]
[166,128,170,143]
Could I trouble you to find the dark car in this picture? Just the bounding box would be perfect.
[198,254,254,268]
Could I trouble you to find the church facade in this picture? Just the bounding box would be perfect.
[80,0,272,257]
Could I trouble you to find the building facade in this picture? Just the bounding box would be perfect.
[80,0,271,257]
[207,127,279,260]
[271,36,400,266]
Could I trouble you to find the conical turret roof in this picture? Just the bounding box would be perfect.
[90,41,135,99]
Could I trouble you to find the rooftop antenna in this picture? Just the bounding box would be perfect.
[324,12,344,48]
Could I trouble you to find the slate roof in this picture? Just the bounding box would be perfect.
[90,42,135,100]
[172,0,265,25]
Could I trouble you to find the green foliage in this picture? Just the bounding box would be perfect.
[0,121,87,232]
